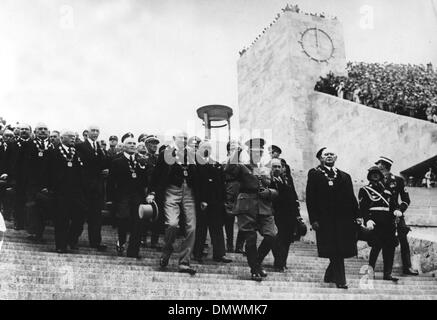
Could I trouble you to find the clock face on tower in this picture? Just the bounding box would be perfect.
[298,27,335,63]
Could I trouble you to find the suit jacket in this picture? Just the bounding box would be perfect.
[107,154,148,203]
[149,147,200,206]
[270,174,300,220]
[46,145,86,202]
[198,159,226,207]
[21,139,54,190]
[10,139,33,191]
[306,166,359,258]
[75,139,107,194]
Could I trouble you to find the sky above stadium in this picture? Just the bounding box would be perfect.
[0,0,436,143]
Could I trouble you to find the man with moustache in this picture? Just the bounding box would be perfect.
[233,138,278,281]
[44,130,87,253]
[146,130,199,275]
[75,125,108,251]
[24,123,54,242]
[270,158,303,272]
[193,140,232,264]
[107,137,148,258]
[49,131,61,147]
[306,147,359,289]
[222,140,245,253]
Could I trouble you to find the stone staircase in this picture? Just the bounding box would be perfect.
[1,221,437,300]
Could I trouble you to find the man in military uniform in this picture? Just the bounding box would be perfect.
[306,147,359,289]
[142,134,162,249]
[375,156,419,276]
[233,138,278,281]
[359,166,399,282]
[223,140,245,253]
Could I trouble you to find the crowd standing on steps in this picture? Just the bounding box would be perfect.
[0,118,419,286]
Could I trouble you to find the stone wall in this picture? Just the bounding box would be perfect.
[310,92,437,184]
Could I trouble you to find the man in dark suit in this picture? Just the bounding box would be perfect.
[0,129,15,221]
[23,123,54,242]
[306,147,359,289]
[75,125,108,251]
[146,130,199,275]
[193,141,232,263]
[270,158,302,272]
[107,137,148,258]
[11,124,33,230]
[44,130,87,253]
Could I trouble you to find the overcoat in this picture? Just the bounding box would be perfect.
[306,166,359,258]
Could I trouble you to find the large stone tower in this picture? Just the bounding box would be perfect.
[238,11,347,191]
[238,11,437,195]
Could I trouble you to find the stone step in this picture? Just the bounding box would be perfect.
[1,280,436,297]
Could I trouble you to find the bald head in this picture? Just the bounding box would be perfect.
[87,125,100,141]
[35,122,49,140]
[173,129,188,150]
[60,130,76,147]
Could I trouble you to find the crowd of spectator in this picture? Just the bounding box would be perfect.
[315,62,437,123]
[239,4,337,57]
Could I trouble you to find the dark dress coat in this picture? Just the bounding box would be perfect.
[306,166,359,258]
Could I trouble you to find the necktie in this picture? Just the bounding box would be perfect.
[93,141,96,151]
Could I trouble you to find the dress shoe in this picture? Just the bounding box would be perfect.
[140,240,147,248]
[55,248,68,254]
[336,284,348,289]
[116,242,125,255]
[226,244,234,253]
[91,244,107,252]
[14,224,24,231]
[403,268,419,276]
[178,265,196,275]
[69,244,79,251]
[193,256,204,264]
[213,256,233,263]
[259,268,268,278]
[367,265,375,279]
[127,253,142,260]
[160,256,170,268]
[151,243,162,251]
[383,275,399,282]
[251,272,263,282]
[324,278,334,283]
[235,247,245,254]
[273,267,285,273]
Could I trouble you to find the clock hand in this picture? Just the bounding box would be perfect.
[315,27,319,48]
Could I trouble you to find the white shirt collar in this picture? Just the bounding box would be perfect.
[124,152,134,160]
[61,143,70,153]
[87,138,97,147]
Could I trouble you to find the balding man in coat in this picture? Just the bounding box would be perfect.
[75,125,108,251]
[306,147,359,289]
